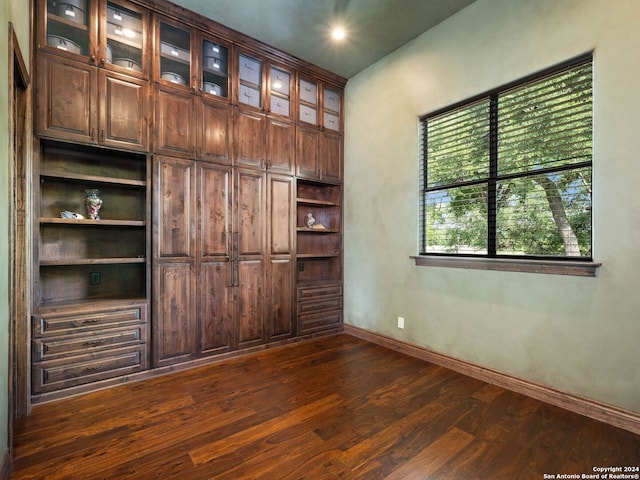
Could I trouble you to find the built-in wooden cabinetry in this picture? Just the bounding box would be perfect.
[31,0,344,401]
[33,140,150,397]
[296,182,343,334]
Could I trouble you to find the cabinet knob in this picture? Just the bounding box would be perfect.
[100,58,106,66]
[90,54,97,65]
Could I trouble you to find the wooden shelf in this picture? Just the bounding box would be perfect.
[41,171,146,187]
[40,257,146,266]
[47,13,89,32]
[297,227,339,233]
[297,253,341,259]
[38,296,148,310]
[41,218,146,227]
[296,198,339,207]
[107,34,142,51]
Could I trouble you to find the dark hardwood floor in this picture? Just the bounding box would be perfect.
[10,334,640,479]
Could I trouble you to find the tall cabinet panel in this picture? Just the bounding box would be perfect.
[235,169,266,348]
[197,163,234,355]
[152,156,196,366]
[267,174,295,340]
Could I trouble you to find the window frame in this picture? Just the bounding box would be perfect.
[413,53,601,276]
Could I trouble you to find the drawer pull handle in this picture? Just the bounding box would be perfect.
[83,340,105,347]
[83,319,100,324]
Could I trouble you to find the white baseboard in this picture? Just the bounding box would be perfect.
[343,324,640,436]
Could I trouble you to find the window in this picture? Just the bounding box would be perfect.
[419,56,593,265]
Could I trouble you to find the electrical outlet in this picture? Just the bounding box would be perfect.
[397,316,405,329]
[90,272,101,285]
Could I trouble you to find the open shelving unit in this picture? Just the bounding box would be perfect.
[36,141,149,308]
[295,179,343,335]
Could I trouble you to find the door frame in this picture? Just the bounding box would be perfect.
[8,19,32,439]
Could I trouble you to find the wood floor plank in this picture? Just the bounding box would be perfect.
[384,427,475,480]
[10,334,640,480]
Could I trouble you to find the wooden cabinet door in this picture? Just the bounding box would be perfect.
[152,156,196,366]
[295,125,320,180]
[154,85,195,157]
[36,53,97,144]
[234,108,266,170]
[235,169,266,348]
[197,98,231,165]
[267,174,295,340]
[154,157,195,258]
[321,130,343,183]
[197,163,234,355]
[99,69,149,151]
[267,174,294,256]
[153,262,195,366]
[267,117,295,175]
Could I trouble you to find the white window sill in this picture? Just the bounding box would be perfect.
[411,256,601,277]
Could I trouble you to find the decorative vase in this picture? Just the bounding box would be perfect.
[85,189,103,220]
[305,212,316,228]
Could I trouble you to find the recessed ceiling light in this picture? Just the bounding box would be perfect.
[331,26,346,41]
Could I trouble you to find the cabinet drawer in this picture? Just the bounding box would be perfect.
[297,296,343,316]
[298,311,342,335]
[33,305,147,337]
[239,54,261,85]
[32,324,147,361]
[297,283,343,300]
[299,79,317,105]
[32,344,147,394]
[239,84,261,108]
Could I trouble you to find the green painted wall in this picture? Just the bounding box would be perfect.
[1,0,31,460]
[344,0,640,413]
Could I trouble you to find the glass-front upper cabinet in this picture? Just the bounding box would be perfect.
[298,77,318,126]
[103,0,146,75]
[157,17,193,89]
[269,65,292,118]
[44,0,92,57]
[323,87,341,132]
[200,36,229,98]
[238,52,263,109]
[41,0,149,75]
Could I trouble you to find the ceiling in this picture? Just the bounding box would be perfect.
[170,0,478,79]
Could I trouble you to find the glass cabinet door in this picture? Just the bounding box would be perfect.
[45,0,91,57]
[201,39,228,98]
[269,66,291,117]
[104,1,144,73]
[238,53,263,109]
[323,87,341,131]
[298,78,318,125]
[158,20,191,88]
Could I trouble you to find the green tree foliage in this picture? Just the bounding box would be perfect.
[424,62,592,257]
